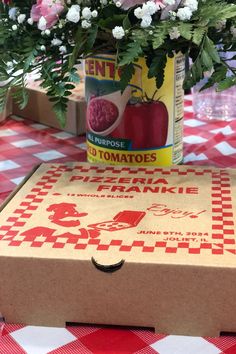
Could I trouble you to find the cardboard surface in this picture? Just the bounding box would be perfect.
[11,76,86,135]
[0,162,236,336]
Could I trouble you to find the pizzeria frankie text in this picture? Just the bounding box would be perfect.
[70,175,199,194]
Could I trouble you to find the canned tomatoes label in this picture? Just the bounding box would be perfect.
[85,54,185,166]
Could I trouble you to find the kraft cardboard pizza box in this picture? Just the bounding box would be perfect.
[11,70,86,135]
[0,162,236,337]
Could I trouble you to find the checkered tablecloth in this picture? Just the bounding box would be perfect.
[1,95,236,354]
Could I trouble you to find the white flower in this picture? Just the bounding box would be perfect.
[40,45,46,51]
[81,20,91,28]
[17,14,26,24]
[100,0,108,4]
[12,24,17,30]
[45,29,51,35]
[82,7,92,20]
[134,7,143,19]
[169,27,180,39]
[51,38,62,46]
[38,16,47,31]
[134,2,158,24]
[66,5,81,23]
[142,1,158,16]
[27,18,34,25]
[91,10,98,17]
[59,45,67,53]
[112,26,125,39]
[176,7,192,21]
[116,1,122,7]
[163,0,175,5]
[169,10,177,20]
[6,61,13,68]
[184,0,198,12]
[141,15,152,28]
[9,7,17,21]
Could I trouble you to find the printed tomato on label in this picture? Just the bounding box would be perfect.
[113,100,169,149]
[88,98,119,132]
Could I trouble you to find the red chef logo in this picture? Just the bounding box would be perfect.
[46,203,88,227]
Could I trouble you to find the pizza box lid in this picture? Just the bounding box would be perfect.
[0,162,235,268]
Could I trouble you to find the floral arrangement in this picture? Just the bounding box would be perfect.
[1,0,236,124]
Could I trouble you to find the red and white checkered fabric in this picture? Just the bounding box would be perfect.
[1,324,236,354]
[1,96,236,353]
[184,95,236,168]
[0,116,86,205]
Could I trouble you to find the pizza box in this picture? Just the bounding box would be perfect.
[0,162,236,336]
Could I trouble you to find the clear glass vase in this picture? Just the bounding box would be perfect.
[192,81,236,121]
[192,51,236,121]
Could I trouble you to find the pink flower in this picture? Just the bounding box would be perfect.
[155,0,165,7]
[31,0,64,29]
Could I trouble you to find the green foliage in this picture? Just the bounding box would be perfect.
[119,37,144,66]
[118,63,135,93]
[217,76,236,91]
[152,24,169,49]
[192,27,206,45]
[178,23,193,41]
[11,85,29,109]
[67,70,81,84]
[184,35,222,90]
[196,0,236,26]
[84,25,98,53]
[52,100,68,128]
[1,0,236,125]
[123,15,131,31]
[0,85,9,113]
[147,52,167,89]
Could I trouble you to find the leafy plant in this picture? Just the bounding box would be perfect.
[0,0,236,125]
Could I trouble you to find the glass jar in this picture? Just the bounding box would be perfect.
[192,52,236,121]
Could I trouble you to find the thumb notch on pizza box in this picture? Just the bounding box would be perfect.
[91,257,125,273]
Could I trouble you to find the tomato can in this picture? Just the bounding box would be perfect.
[85,54,185,166]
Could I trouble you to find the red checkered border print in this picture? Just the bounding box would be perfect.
[0,164,235,255]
